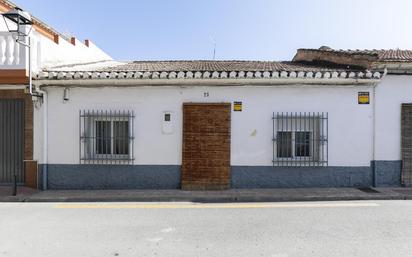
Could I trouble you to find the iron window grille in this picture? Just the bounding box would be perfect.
[272,112,328,167]
[79,110,135,164]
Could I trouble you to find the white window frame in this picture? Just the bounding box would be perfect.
[92,117,131,160]
[276,130,313,161]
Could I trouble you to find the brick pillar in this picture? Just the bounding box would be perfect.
[181,103,231,190]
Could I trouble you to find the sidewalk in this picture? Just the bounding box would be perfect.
[0,186,39,202]
[1,186,412,203]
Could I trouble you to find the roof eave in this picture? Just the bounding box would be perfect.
[34,78,381,88]
[373,62,412,73]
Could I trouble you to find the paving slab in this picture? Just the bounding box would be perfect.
[0,186,39,202]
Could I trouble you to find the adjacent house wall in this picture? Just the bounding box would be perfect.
[374,75,412,186]
[38,35,112,68]
[36,84,377,189]
[375,75,412,160]
[1,8,113,188]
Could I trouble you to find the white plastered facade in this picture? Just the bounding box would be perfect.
[33,84,375,167]
[375,75,412,161]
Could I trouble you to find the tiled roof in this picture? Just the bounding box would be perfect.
[374,49,412,62]
[37,60,382,81]
[99,60,353,72]
[300,48,412,62]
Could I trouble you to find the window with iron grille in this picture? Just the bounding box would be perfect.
[272,112,328,167]
[79,110,135,164]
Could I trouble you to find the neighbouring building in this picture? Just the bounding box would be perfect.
[293,47,412,188]
[2,1,412,190]
[0,0,113,188]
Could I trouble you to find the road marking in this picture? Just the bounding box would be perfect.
[161,227,175,233]
[54,202,379,209]
[147,237,163,243]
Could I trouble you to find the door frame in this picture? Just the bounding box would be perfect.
[181,102,231,190]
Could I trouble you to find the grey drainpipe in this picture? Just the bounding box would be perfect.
[372,84,377,187]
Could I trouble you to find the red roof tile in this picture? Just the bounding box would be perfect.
[101,60,357,72]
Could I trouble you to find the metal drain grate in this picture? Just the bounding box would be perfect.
[357,187,380,194]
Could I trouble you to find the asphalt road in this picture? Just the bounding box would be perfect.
[0,201,412,257]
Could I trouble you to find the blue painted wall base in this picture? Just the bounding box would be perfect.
[38,164,181,190]
[231,166,372,188]
[371,160,402,187]
[38,161,402,190]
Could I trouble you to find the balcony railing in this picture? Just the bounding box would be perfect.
[0,32,26,69]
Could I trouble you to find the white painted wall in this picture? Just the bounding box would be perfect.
[35,85,374,167]
[375,75,412,161]
[38,36,112,68]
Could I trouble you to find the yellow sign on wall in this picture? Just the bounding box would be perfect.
[358,92,370,104]
[234,101,242,111]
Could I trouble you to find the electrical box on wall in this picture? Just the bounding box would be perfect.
[162,111,174,134]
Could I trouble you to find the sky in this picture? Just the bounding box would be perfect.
[11,0,412,61]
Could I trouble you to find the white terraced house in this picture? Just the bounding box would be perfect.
[2,1,412,190]
[32,59,388,190]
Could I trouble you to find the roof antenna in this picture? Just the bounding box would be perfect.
[210,36,216,60]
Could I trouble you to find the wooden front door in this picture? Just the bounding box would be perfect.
[181,103,231,190]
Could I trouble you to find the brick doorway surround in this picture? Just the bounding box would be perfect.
[181,103,231,190]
